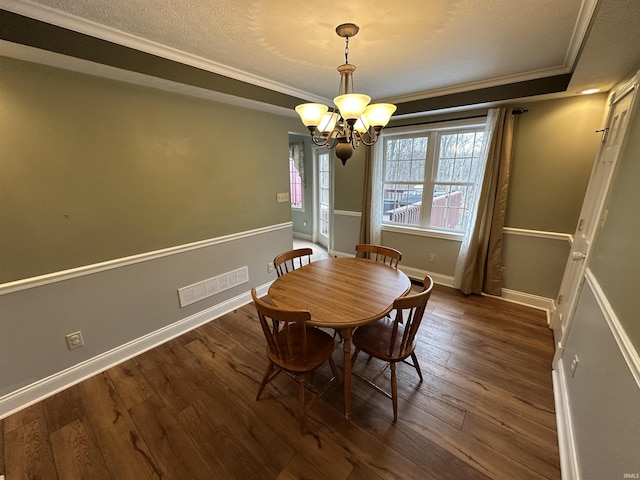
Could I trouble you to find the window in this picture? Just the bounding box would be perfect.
[381,120,487,233]
[289,142,304,209]
[317,152,330,240]
[289,158,303,208]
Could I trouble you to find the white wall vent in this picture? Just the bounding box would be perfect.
[178,266,249,307]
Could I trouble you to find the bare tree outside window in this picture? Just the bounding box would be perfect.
[381,123,487,233]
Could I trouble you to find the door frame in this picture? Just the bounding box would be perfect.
[313,148,332,249]
[551,72,639,366]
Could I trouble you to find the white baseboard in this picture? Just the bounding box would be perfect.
[398,264,456,288]
[489,288,554,314]
[553,362,580,480]
[0,282,271,420]
[399,265,554,317]
[329,260,553,313]
[292,232,313,242]
[331,249,354,258]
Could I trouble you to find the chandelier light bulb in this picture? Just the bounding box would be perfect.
[334,94,371,120]
[319,111,339,133]
[364,103,397,127]
[354,116,369,133]
[295,103,329,127]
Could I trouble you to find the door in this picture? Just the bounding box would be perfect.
[315,150,331,248]
[551,77,638,364]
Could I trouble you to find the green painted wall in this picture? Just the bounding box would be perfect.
[506,94,607,232]
[330,95,607,233]
[0,56,295,284]
[590,95,640,351]
[333,143,366,211]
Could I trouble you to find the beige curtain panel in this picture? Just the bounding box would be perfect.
[359,146,374,245]
[455,107,517,296]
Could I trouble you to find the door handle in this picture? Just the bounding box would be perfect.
[571,251,586,261]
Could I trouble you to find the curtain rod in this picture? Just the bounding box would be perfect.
[389,113,487,129]
[391,107,529,129]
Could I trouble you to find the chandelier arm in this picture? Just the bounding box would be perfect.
[310,135,330,147]
[356,127,383,147]
[310,128,342,148]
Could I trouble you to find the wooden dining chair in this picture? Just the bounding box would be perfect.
[350,275,434,421]
[355,244,402,269]
[273,248,313,277]
[251,288,339,431]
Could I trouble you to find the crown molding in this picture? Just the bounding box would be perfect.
[0,0,329,105]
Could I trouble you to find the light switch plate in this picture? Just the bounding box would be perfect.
[276,192,290,203]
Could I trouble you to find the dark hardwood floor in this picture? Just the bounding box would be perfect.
[1,284,560,479]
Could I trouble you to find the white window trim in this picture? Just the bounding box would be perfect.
[381,224,464,241]
[377,116,488,236]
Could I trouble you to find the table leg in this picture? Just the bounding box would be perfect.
[340,327,353,426]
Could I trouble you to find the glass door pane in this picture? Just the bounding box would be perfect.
[316,152,330,247]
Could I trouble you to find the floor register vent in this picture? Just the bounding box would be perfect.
[178,266,249,307]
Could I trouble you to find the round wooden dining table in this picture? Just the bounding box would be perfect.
[268,257,411,424]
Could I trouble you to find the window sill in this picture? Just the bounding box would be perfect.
[381,224,464,241]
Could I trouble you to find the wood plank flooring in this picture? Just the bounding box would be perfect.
[1,284,560,479]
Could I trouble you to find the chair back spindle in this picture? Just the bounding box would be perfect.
[273,248,313,277]
[253,291,310,363]
[355,244,402,269]
[388,282,432,358]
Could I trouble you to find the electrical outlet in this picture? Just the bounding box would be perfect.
[428,253,436,263]
[267,262,274,273]
[570,354,579,377]
[276,192,290,203]
[65,331,84,350]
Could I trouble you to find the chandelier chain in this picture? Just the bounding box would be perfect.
[344,36,349,64]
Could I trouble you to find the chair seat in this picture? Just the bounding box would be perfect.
[350,276,433,422]
[267,325,336,372]
[252,288,339,432]
[353,320,415,362]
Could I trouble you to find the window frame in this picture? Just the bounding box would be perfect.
[289,156,304,210]
[378,117,487,237]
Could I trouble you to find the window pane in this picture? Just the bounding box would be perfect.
[431,184,474,231]
[318,153,330,237]
[384,136,427,182]
[381,123,487,233]
[437,131,485,183]
[437,156,454,182]
[383,183,422,226]
[289,159,303,208]
[411,159,426,182]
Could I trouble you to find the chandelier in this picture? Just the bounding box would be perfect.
[295,23,397,165]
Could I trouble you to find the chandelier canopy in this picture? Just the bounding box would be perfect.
[295,23,397,165]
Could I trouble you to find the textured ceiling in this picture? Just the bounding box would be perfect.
[1,0,640,115]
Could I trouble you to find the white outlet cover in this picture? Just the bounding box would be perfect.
[66,331,84,350]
